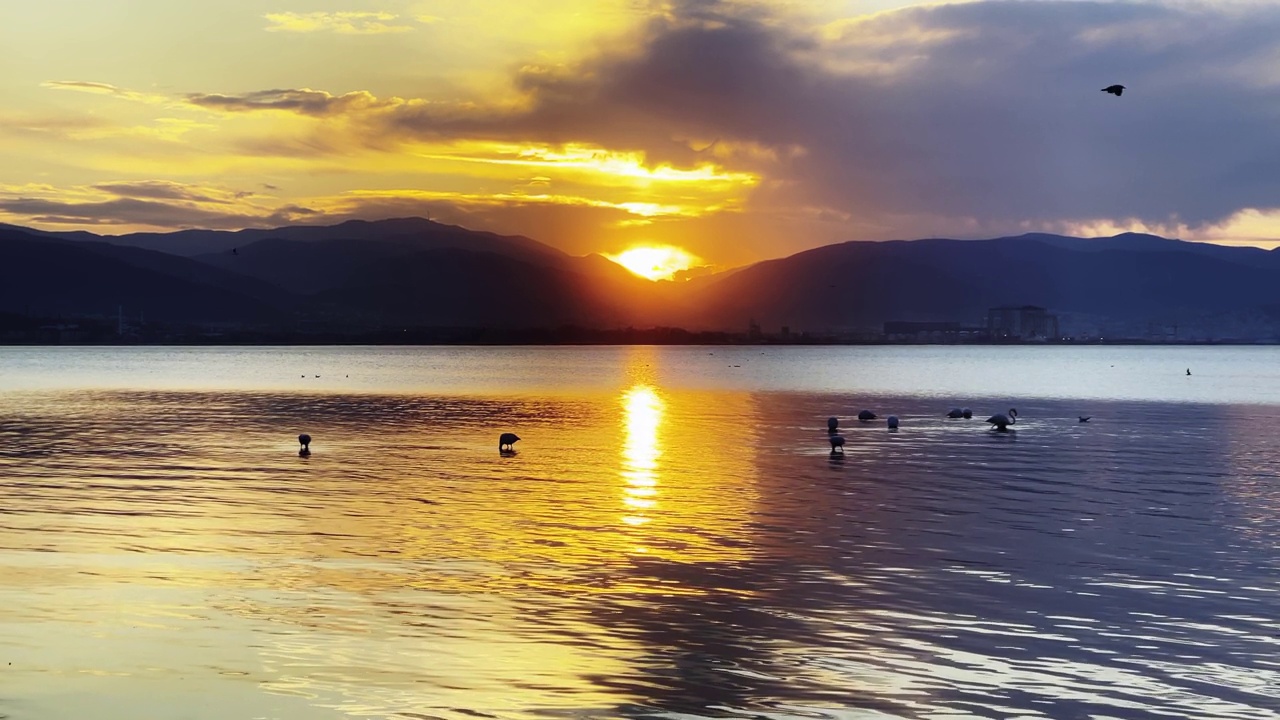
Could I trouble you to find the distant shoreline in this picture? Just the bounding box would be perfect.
[2,338,1276,348]
[4,314,1276,346]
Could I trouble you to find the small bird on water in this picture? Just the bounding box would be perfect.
[298,433,311,456]
[987,408,1018,431]
[1102,84,1126,96]
[829,434,845,452]
[827,416,839,433]
[499,432,520,452]
[1079,416,1092,423]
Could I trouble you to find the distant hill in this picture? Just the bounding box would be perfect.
[0,228,285,323]
[5,219,1280,340]
[1027,232,1280,269]
[187,220,678,322]
[309,248,670,329]
[123,217,569,260]
[188,219,608,295]
[683,233,1280,336]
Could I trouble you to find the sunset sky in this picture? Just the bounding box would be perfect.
[3,0,1280,270]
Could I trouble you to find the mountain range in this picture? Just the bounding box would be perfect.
[3,217,1280,341]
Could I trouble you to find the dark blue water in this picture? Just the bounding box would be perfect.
[1,346,1278,719]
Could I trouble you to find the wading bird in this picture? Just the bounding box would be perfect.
[499,432,520,452]
[986,409,1018,431]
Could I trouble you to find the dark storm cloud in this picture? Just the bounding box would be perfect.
[784,1,1280,229]
[183,1,1280,235]
[477,0,1280,230]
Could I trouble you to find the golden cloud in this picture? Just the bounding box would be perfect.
[41,81,169,105]
[0,180,316,230]
[263,11,414,34]
[319,188,714,219]
[185,88,397,117]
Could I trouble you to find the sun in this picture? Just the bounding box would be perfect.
[605,245,700,281]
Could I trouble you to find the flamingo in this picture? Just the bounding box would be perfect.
[986,409,1018,431]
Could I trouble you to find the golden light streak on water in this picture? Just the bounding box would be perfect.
[620,384,664,531]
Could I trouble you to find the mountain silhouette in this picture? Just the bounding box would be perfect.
[310,248,668,329]
[684,233,1280,334]
[0,227,283,322]
[6,220,1280,340]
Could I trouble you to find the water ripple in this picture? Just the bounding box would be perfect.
[2,348,1280,719]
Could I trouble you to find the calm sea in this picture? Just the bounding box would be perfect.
[2,345,1279,719]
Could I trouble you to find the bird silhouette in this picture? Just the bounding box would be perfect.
[1102,84,1125,96]
[986,408,1018,431]
[829,434,845,452]
[499,432,520,452]
[298,433,311,456]
[1079,416,1092,423]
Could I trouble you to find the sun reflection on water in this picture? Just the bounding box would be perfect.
[620,385,664,533]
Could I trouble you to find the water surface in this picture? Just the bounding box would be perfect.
[2,346,1279,719]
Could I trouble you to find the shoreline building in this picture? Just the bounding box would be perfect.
[987,305,1060,341]
[883,321,980,343]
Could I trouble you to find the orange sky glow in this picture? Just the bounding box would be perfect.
[3,0,1280,270]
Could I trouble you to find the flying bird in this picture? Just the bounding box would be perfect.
[1102,84,1125,96]
[499,432,520,452]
